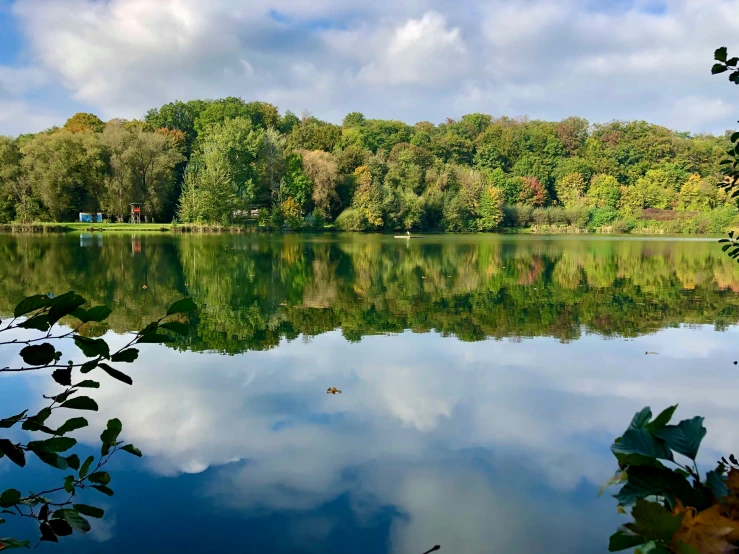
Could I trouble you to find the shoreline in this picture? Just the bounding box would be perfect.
[0,222,729,237]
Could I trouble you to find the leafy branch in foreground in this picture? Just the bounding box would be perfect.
[0,292,196,549]
[602,405,739,554]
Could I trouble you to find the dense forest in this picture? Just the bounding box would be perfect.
[1,234,738,351]
[0,98,736,233]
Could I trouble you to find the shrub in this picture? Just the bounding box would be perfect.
[335,208,367,231]
[612,218,636,234]
[709,205,739,233]
[548,206,568,225]
[589,207,619,228]
[532,208,549,225]
[565,206,590,228]
[506,204,534,226]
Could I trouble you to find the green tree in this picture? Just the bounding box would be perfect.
[477,185,504,231]
[555,172,586,207]
[0,137,22,222]
[586,174,621,209]
[302,150,339,217]
[63,112,105,134]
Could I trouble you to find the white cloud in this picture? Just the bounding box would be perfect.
[5,0,739,134]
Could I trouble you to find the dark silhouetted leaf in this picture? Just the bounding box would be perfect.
[111,348,139,363]
[52,367,72,386]
[72,380,99,389]
[136,333,174,344]
[628,407,652,430]
[60,397,98,411]
[19,314,50,332]
[0,440,25,467]
[167,298,196,315]
[74,337,109,359]
[100,419,122,451]
[73,504,104,518]
[48,519,73,537]
[98,363,132,385]
[706,470,729,502]
[57,417,88,435]
[14,294,50,317]
[28,438,76,452]
[716,47,728,62]
[80,360,98,374]
[627,498,684,541]
[645,405,677,433]
[91,485,113,496]
[0,490,21,509]
[66,454,80,471]
[121,444,142,457]
[88,472,110,485]
[0,410,27,429]
[72,305,111,323]
[19,343,55,366]
[712,63,729,74]
[160,321,189,335]
[39,522,58,542]
[47,292,86,325]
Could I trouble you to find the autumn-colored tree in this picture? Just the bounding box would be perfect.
[351,165,383,228]
[63,112,105,134]
[477,186,504,231]
[302,150,340,217]
[518,176,548,207]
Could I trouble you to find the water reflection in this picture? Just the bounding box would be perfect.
[2,234,739,553]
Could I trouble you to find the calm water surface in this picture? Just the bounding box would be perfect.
[2,233,739,553]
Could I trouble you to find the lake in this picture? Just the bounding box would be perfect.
[2,233,739,553]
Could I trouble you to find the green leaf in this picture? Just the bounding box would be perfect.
[712,63,729,74]
[645,405,677,433]
[52,367,72,386]
[731,131,739,143]
[628,498,684,541]
[0,490,21,509]
[598,470,627,497]
[88,471,110,485]
[60,396,98,411]
[13,294,50,317]
[121,444,142,457]
[715,47,728,62]
[100,418,122,448]
[0,440,25,467]
[612,429,673,462]
[676,541,701,554]
[73,504,104,519]
[63,476,75,494]
[79,456,94,479]
[136,333,174,344]
[72,380,99,389]
[73,305,111,323]
[617,466,709,510]
[706,470,729,502]
[0,410,27,429]
[52,509,91,534]
[98,363,133,385]
[167,298,197,315]
[74,336,110,359]
[111,348,139,363]
[160,321,189,335]
[19,343,56,366]
[91,485,113,496]
[30,448,68,470]
[608,528,646,552]
[47,292,86,325]
[19,314,50,332]
[628,407,652,430]
[0,537,31,549]
[28,437,76,452]
[66,454,80,471]
[655,417,706,460]
[56,417,88,435]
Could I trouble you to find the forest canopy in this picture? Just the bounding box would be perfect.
[0,98,736,233]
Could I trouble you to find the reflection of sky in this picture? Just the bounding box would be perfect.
[3,325,739,553]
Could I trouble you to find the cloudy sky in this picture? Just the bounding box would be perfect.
[0,0,738,137]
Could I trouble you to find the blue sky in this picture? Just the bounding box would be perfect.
[0,0,738,136]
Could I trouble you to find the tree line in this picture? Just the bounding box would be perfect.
[0,98,735,232]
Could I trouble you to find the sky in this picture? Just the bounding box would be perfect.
[0,0,738,136]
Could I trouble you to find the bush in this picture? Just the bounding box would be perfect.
[502,204,534,227]
[335,208,367,231]
[548,206,568,225]
[589,207,619,229]
[708,205,739,233]
[611,218,636,233]
[532,208,549,225]
[565,206,590,228]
